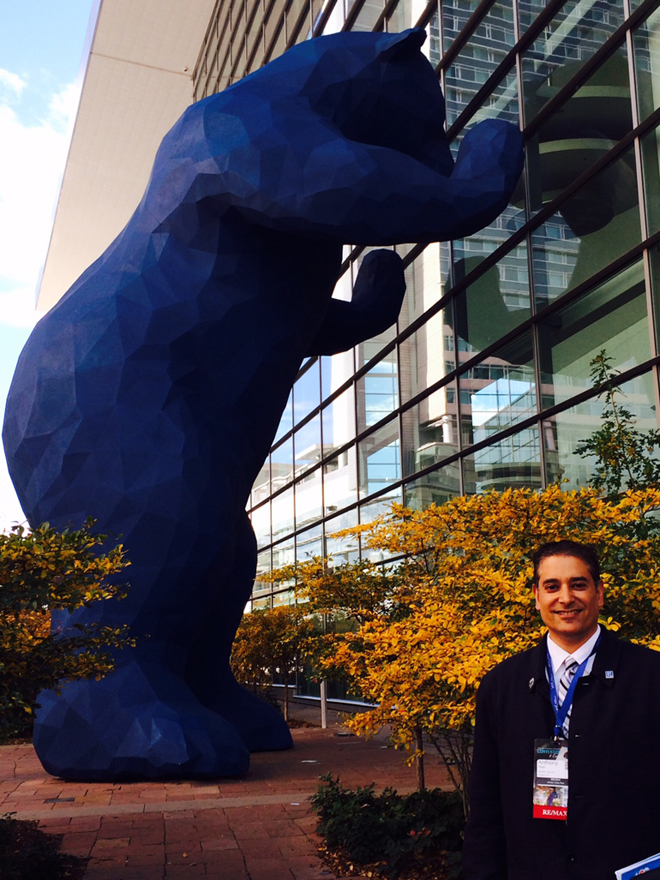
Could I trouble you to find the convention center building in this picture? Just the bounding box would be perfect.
[40,0,660,609]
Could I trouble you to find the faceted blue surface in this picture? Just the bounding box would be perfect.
[3,28,523,780]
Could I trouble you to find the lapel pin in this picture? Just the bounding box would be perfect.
[605,670,614,679]
[529,677,535,690]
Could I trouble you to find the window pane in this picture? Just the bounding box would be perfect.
[294,415,321,475]
[399,243,449,330]
[459,332,536,447]
[356,351,399,432]
[521,1,626,127]
[542,372,658,488]
[442,0,480,54]
[399,309,451,404]
[295,469,323,531]
[526,47,632,223]
[325,508,359,564]
[271,486,294,541]
[633,4,660,122]
[402,381,459,477]
[532,147,640,309]
[641,123,660,236]
[454,240,531,357]
[296,524,323,562]
[271,436,293,489]
[403,463,461,509]
[293,362,320,424]
[322,386,356,453]
[358,418,401,497]
[251,501,271,548]
[538,259,650,409]
[323,446,358,513]
[463,425,542,493]
[443,0,516,126]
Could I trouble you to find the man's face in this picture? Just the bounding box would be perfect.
[533,554,604,650]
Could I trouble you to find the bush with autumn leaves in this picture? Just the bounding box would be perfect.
[0,519,131,740]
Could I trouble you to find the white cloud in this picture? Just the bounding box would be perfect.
[0,80,78,326]
[0,69,26,99]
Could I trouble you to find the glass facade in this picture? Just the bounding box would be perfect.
[193,0,660,608]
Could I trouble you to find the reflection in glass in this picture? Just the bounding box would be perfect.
[542,372,659,488]
[463,425,542,493]
[296,524,323,562]
[521,1,626,126]
[634,4,660,122]
[271,536,295,569]
[459,333,536,448]
[250,460,270,507]
[271,486,294,542]
[525,48,632,224]
[399,310,450,405]
[323,446,358,513]
[356,351,399,432]
[272,588,294,607]
[403,462,460,509]
[532,147,640,309]
[273,389,293,443]
[442,0,480,53]
[399,243,448,331]
[641,124,660,236]
[271,436,294,491]
[402,381,459,478]
[359,488,403,528]
[454,240,531,357]
[253,549,272,595]
[325,509,359,564]
[538,259,650,409]
[444,1,516,126]
[293,362,320,424]
[358,418,401,497]
[295,469,323,531]
[294,415,321,476]
[251,501,271,549]
[322,386,355,453]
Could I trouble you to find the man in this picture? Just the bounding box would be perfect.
[463,539,660,880]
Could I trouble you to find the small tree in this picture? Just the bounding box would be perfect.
[0,519,131,740]
[575,350,660,497]
[231,603,317,721]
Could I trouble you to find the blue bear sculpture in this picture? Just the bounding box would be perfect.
[3,28,523,780]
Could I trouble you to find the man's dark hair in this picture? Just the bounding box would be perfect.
[532,540,601,585]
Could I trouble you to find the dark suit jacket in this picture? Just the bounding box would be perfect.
[463,628,660,880]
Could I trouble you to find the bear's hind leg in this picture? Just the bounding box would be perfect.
[185,513,293,752]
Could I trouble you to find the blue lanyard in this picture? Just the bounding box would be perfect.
[546,634,601,739]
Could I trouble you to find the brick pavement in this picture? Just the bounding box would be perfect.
[0,726,452,879]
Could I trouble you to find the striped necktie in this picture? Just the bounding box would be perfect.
[557,658,579,735]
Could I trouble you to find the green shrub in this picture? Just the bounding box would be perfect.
[310,774,464,878]
[0,814,86,879]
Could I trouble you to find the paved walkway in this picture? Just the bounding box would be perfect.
[0,726,452,879]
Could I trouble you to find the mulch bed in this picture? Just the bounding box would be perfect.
[0,816,87,880]
[317,843,460,879]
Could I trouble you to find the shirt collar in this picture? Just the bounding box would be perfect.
[547,624,601,673]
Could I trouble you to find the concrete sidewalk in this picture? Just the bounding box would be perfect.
[0,726,452,879]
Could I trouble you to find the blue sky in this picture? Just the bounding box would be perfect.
[0,0,97,529]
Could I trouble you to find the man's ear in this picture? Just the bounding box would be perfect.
[377,28,426,61]
[533,585,540,611]
[597,579,605,608]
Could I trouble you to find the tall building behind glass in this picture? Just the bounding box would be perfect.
[192,0,660,608]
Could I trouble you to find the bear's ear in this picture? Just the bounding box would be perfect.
[377,28,426,61]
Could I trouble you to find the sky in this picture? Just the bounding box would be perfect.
[0,0,97,530]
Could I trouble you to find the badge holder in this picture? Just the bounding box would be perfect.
[533,738,568,819]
